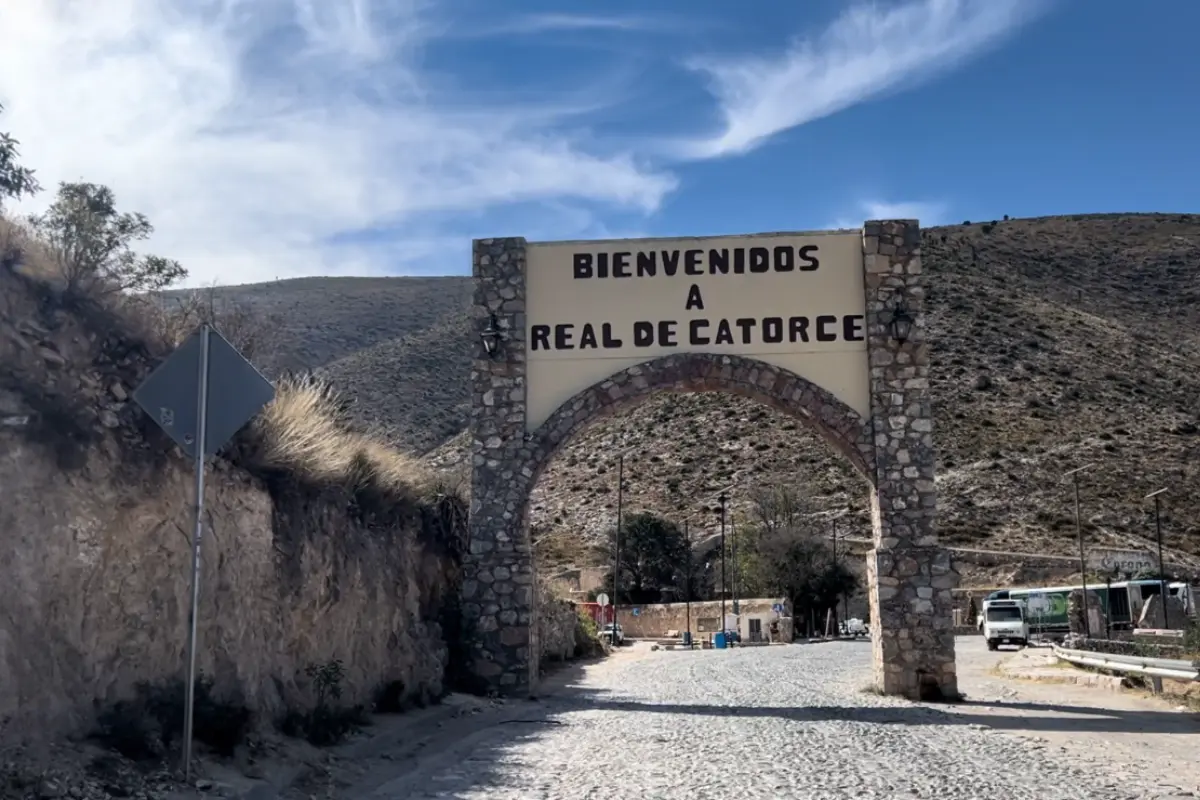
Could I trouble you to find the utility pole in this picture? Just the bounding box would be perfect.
[731,512,738,615]
[1146,487,1170,629]
[1064,463,1094,637]
[719,492,728,642]
[831,516,840,635]
[612,453,624,637]
[684,519,692,647]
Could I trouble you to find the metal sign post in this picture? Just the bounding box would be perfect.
[132,323,275,781]
[182,325,211,782]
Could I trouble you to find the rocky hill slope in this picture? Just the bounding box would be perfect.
[215,214,1200,568]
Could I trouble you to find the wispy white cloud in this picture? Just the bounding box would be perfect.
[485,13,656,35]
[678,0,1048,160]
[827,199,950,230]
[0,0,677,287]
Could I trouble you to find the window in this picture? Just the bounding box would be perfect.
[986,606,1023,622]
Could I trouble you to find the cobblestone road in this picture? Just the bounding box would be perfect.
[356,640,1199,800]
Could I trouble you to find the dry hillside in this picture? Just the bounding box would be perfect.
[213,214,1200,567]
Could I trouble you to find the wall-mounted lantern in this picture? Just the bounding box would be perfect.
[480,313,504,358]
[884,295,916,344]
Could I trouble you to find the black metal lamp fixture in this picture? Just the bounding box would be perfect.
[480,313,504,357]
[885,295,916,343]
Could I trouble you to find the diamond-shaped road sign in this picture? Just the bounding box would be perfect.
[133,325,275,458]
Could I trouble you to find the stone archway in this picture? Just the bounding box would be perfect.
[466,221,958,701]
[527,352,876,496]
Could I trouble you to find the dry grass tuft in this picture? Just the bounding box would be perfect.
[0,216,58,284]
[3,211,433,508]
[251,373,431,497]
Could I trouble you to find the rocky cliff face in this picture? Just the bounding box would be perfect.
[0,260,466,744]
[0,439,462,741]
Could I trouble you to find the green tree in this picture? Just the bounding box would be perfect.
[596,511,690,604]
[757,527,858,631]
[0,103,40,205]
[31,181,186,294]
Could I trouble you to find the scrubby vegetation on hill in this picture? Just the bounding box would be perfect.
[6,103,1198,577]
[196,213,1200,572]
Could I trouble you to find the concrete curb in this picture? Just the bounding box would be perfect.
[997,655,1126,691]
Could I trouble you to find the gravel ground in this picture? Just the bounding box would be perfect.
[349,639,1199,800]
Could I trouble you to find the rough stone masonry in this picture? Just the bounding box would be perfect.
[861,219,959,700]
[467,220,958,701]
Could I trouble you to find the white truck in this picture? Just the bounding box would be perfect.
[840,618,868,638]
[982,598,1029,651]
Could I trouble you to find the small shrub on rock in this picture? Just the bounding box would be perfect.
[279,660,368,747]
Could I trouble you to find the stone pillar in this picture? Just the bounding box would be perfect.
[861,220,959,701]
[467,238,538,696]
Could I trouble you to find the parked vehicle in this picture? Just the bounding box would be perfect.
[840,618,868,638]
[599,623,624,646]
[983,599,1028,651]
[984,579,1193,635]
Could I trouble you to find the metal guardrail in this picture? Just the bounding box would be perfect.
[1052,644,1199,681]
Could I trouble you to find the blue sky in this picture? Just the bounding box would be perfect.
[1,0,1197,286]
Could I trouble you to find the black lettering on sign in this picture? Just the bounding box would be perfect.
[816,315,838,342]
[613,252,632,278]
[573,254,592,279]
[637,251,656,277]
[685,284,704,311]
[773,246,794,272]
[749,247,769,273]
[662,250,681,276]
[798,245,819,271]
[789,316,809,343]
[715,319,734,344]
[533,313,861,351]
[762,317,782,343]
[735,318,755,344]
[709,249,729,274]
[634,321,654,347]
[571,244,821,278]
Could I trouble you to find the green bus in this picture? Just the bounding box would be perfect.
[984,579,1193,634]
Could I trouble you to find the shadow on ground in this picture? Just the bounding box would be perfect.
[384,652,1200,799]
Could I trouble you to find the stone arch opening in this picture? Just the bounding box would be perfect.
[520,352,876,534]
[466,221,959,702]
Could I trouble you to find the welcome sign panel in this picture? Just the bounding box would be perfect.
[524,230,869,431]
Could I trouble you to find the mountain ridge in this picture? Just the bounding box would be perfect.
[205,213,1200,570]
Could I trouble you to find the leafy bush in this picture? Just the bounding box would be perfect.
[573,609,605,658]
[279,660,368,747]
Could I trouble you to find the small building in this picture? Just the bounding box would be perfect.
[610,597,794,643]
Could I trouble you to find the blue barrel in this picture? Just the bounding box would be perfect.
[714,632,727,649]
